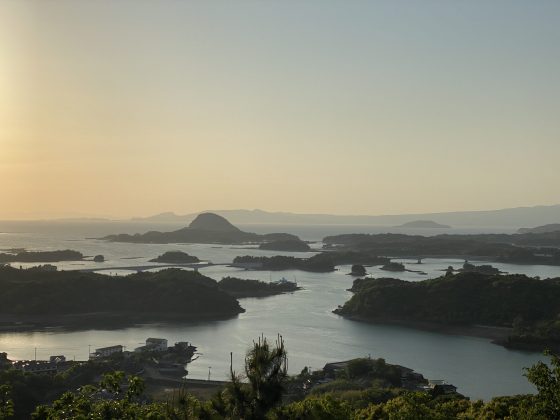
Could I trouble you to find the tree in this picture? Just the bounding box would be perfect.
[220,334,288,419]
[0,385,14,420]
[524,350,560,418]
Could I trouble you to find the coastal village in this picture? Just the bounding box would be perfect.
[1,338,459,404]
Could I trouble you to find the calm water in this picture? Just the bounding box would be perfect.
[1,221,558,400]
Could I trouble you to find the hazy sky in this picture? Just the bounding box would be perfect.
[1,1,559,219]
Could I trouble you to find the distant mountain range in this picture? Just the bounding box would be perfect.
[129,204,560,229]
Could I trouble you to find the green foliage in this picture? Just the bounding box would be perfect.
[0,266,242,319]
[524,350,560,418]
[273,394,353,420]
[337,272,560,349]
[0,385,14,420]
[218,277,298,298]
[233,255,335,272]
[217,335,288,419]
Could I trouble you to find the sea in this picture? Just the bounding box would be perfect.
[1,220,558,401]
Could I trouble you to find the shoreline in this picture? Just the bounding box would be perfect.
[0,310,244,333]
[334,312,516,344]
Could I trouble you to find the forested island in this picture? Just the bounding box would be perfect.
[102,213,299,245]
[323,231,560,265]
[0,249,84,263]
[232,254,336,272]
[149,251,200,264]
[335,272,560,351]
[0,266,244,330]
[258,239,311,252]
[218,276,300,297]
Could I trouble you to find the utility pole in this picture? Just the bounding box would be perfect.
[208,366,212,381]
[34,347,37,361]
[88,344,91,360]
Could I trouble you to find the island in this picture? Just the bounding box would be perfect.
[218,276,300,297]
[334,272,560,352]
[380,262,406,272]
[0,249,84,263]
[350,264,367,276]
[395,220,451,229]
[323,231,560,265]
[102,213,300,245]
[149,251,200,264]
[232,254,335,272]
[93,255,105,263]
[258,239,311,252]
[0,266,244,330]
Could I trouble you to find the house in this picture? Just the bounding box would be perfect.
[428,379,458,394]
[90,345,123,359]
[135,338,168,353]
[15,361,58,374]
[146,338,168,352]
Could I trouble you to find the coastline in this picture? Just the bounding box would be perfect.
[334,312,515,344]
[0,310,245,333]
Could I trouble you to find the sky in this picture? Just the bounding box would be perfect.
[1,0,559,219]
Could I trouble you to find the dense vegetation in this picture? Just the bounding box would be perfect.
[218,277,299,297]
[0,266,243,323]
[0,250,83,263]
[259,239,311,252]
[149,251,200,263]
[233,254,336,272]
[350,265,367,276]
[4,337,560,419]
[323,232,560,265]
[233,252,389,273]
[335,272,560,351]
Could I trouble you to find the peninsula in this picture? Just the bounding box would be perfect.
[334,272,560,351]
[0,266,244,330]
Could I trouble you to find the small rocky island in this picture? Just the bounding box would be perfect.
[149,251,200,264]
[350,264,367,276]
[380,262,406,272]
[103,213,300,245]
[396,220,451,228]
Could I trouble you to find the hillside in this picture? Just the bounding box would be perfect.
[0,266,244,328]
[103,213,299,244]
[518,223,560,234]
[335,272,560,351]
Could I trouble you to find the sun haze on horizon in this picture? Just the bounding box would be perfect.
[1,1,559,220]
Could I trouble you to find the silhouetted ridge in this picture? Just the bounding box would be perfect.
[188,213,241,232]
